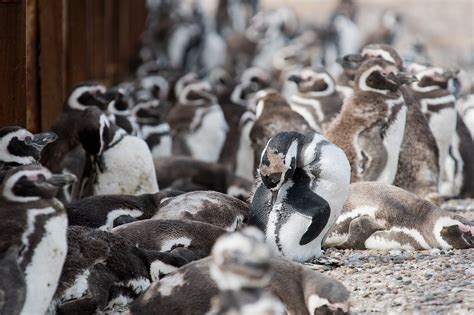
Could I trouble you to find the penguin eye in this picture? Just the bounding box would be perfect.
[37,174,46,182]
[24,136,32,144]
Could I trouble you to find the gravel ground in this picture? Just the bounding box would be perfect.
[306,199,474,314]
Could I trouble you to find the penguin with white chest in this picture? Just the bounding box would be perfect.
[250,131,351,262]
[0,165,76,315]
[326,58,414,184]
[0,126,57,180]
[77,107,159,198]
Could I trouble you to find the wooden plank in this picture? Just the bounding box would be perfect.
[0,1,27,128]
[66,0,88,91]
[25,0,40,132]
[38,0,66,131]
[86,0,106,82]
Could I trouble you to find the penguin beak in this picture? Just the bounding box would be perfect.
[46,173,77,187]
[288,74,303,85]
[31,132,58,150]
[336,54,365,69]
[389,72,418,85]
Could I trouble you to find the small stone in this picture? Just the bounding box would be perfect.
[403,280,412,285]
[396,275,403,280]
[465,268,474,276]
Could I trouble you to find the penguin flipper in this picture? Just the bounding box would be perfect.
[357,126,387,181]
[249,182,273,232]
[299,202,331,246]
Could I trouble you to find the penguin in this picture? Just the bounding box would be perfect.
[250,131,350,263]
[66,190,183,231]
[131,237,350,314]
[287,67,344,132]
[133,99,173,159]
[76,107,159,198]
[0,165,76,315]
[167,79,229,162]
[40,82,108,172]
[51,226,187,314]
[408,65,458,194]
[207,227,286,315]
[234,68,272,181]
[357,44,441,203]
[106,89,141,136]
[112,219,227,262]
[324,182,474,250]
[153,191,249,231]
[0,126,57,178]
[249,90,313,171]
[326,58,413,184]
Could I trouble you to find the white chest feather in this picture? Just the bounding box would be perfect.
[186,105,228,162]
[235,114,255,180]
[95,136,159,196]
[289,96,323,131]
[21,212,67,315]
[376,102,406,184]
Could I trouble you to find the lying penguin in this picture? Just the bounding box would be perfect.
[0,165,76,315]
[324,182,474,250]
[51,226,187,314]
[112,219,227,262]
[66,190,183,230]
[130,229,350,314]
[153,190,249,231]
[250,131,351,262]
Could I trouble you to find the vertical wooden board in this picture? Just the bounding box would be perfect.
[0,1,26,128]
[104,0,118,82]
[86,0,106,82]
[38,0,66,131]
[25,0,40,132]
[117,0,131,74]
[66,0,88,92]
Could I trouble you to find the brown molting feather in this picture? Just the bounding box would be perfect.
[259,149,288,176]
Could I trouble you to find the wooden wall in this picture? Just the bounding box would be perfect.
[0,0,148,132]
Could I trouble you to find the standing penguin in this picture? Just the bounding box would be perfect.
[40,82,108,172]
[0,126,57,178]
[167,79,229,162]
[287,67,344,132]
[326,58,413,183]
[76,107,159,198]
[250,131,351,262]
[0,165,76,315]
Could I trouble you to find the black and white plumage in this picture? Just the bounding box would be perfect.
[77,107,159,198]
[0,126,57,180]
[250,131,350,262]
[66,190,183,231]
[0,165,76,315]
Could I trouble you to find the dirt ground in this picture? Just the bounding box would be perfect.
[309,200,474,314]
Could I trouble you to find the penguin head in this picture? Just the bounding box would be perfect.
[106,88,131,117]
[355,58,416,95]
[77,107,111,156]
[361,44,404,70]
[0,127,57,166]
[1,164,76,202]
[440,219,474,249]
[411,66,459,91]
[208,67,236,99]
[132,99,163,125]
[178,80,217,106]
[210,227,272,290]
[135,75,170,102]
[259,132,300,191]
[336,53,365,80]
[288,67,336,95]
[231,67,271,107]
[66,82,108,112]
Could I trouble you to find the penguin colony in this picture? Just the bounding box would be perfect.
[0,0,473,314]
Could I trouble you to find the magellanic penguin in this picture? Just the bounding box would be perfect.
[106,88,141,136]
[167,79,229,162]
[112,219,227,262]
[358,44,441,203]
[324,182,474,250]
[408,65,458,194]
[287,67,344,132]
[131,233,350,314]
[251,131,350,263]
[153,190,249,231]
[76,107,159,198]
[66,190,183,231]
[0,165,76,315]
[234,68,272,181]
[207,227,286,315]
[40,82,108,172]
[249,90,313,170]
[51,226,187,314]
[326,58,413,183]
[0,126,57,179]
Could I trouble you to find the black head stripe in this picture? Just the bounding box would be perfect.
[8,138,40,161]
[0,127,22,138]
